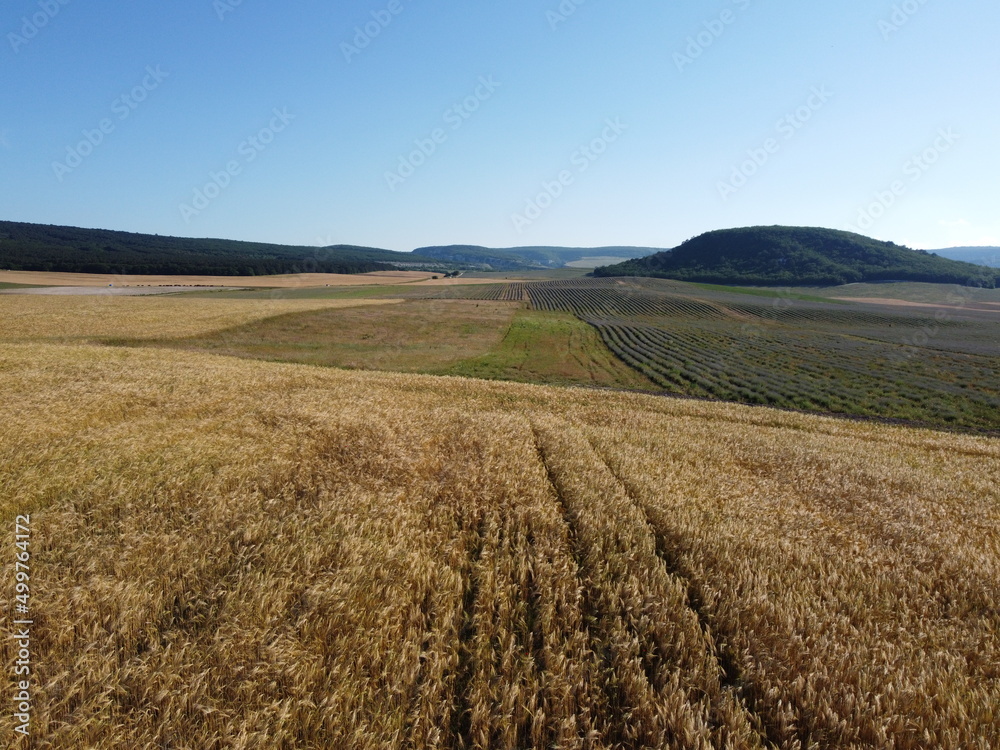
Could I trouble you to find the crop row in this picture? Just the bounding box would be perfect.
[727,301,946,329]
[388,283,527,302]
[444,283,527,301]
[527,284,724,319]
[587,317,1000,428]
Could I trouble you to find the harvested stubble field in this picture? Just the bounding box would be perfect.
[1,316,999,747]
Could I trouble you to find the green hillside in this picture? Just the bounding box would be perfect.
[594,226,1000,286]
[0,221,442,276]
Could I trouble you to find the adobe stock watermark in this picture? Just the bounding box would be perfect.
[7,0,72,54]
[510,117,626,233]
[385,75,501,192]
[341,0,408,63]
[179,107,295,222]
[674,0,752,72]
[738,288,798,340]
[847,128,960,233]
[893,262,996,362]
[52,65,170,183]
[717,86,833,201]
[214,0,248,21]
[11,514,33,738]
[547,0,588,31]
[265,236,367,300]
[878,0,932,41]
[268,245,332,300]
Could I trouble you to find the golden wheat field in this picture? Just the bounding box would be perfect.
[0,296,404,342]
[1,296,999,749]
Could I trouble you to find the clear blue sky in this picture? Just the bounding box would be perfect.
[2,0,998,251]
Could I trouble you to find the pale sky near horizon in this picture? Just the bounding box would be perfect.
[2,1,998,252]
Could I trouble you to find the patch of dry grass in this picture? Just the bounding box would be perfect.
[0,295,403,342]
[153,299,519,372]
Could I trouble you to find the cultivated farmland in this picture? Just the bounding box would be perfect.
[105,275,1000,431]
[513,278,1000,431]
[2,278,998,748]
[0,338,997,748]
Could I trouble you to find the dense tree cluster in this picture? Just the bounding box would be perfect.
[0,221,431,276]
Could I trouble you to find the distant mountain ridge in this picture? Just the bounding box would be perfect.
[931,247,1000,268]
[413,245,659,270]
[594,226,1000,287]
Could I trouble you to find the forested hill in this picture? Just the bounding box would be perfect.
[0,221,437,275]
[594,226,1000,286]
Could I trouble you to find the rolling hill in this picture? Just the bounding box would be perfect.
[594,226,1000,286]
[0,221,445,276]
